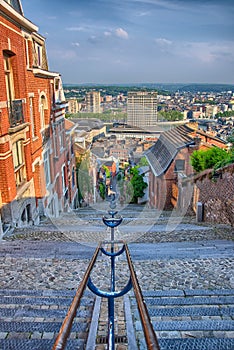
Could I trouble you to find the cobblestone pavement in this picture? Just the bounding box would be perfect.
[0,208,233,291]
[0,207,233,349]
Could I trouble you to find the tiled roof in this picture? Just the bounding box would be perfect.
[64,118,75,130]
[146,125,195,176]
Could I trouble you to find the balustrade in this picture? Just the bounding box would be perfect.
[53,187,159,349]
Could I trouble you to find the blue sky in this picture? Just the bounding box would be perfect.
[21,0,234,84]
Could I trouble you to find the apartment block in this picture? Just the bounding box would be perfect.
[0,0,77,232]
[67,98,80,114]
[127,91,158,128]
[86,91,101,113]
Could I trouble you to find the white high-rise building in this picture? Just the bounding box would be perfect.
[127,91,158,128]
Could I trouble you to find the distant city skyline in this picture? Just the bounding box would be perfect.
[21,0,234,85]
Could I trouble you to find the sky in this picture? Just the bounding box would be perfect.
[21,0,234,85]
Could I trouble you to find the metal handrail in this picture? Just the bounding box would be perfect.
[52,240,160,350]
[125,244,160,350]
[52,242,101,350]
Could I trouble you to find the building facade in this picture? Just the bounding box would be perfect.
[86,91,101,113]
[0,0,76,232]
[127,91,158,128]
[67,98,80,114]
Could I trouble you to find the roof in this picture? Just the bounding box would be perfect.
[91,147,105,158]
[70,118,104,130]
[64,118,76,131]
[146,125,195,177]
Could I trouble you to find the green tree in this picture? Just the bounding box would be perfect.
[76,153,93,203]
[190,147,230,172]
[102,165,110,178]
[130,166,148,203]
[138,156,149,167]
[158,110,184,121]
[99,183,106,199]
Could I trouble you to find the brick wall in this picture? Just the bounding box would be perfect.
[181,164,234,226]
[194,164,234,226]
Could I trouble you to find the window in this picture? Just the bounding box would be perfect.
[25,38,30,68]
[53,129,58,157]
[34,42,42,67]
[39,95,47,129]
[4,52,15,102]
[72,167,76,188]
[59,122,64,150]
[62,165,66,194]
[174,159,185,172]
[29,97,35,137]
[12,140,23,169]
[43,150,51,187]
[12,140,26,186]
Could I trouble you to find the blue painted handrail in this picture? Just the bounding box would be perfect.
[53,191,160,350]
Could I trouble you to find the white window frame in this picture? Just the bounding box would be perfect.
[61,165,66,194]
[35,42,42,68]
[29,96,35,137]
[4,53,15,102]
[43,150,51,188]
[12,140,26,187]
[25,37,30,69]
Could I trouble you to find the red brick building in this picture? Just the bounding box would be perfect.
[146,125,196,210]
[146,124,228,211]
[0,0,77,233]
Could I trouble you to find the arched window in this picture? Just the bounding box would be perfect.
[39,95,47,129]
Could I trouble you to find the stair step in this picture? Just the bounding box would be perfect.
[0,295,93,307]
[158,338,234,350]
[143,289,234,297]
[0,306,91,318]
[142,296,234,306]
[0,321,88,333]
[151,320,234,331]
[149,306,234,318]
[129,289,234,348]
[0,289,93,298]
[0,339,85,350]
[0,289,95,349]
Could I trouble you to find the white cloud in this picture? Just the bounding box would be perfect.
[182,41,234,63]
[115,28,129,39]
[135,11,150,17]
[154,38,172,46]
[71,42,80,47]
[104,31,112,37]
[66,26,86,31]
[154,38,234,64]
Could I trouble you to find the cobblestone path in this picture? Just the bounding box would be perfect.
[0,205,233,349]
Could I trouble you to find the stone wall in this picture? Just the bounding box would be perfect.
[188,164,234,226]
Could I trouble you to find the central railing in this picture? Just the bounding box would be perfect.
[52,194,160,350]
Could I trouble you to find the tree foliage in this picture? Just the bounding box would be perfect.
[216,111,234,119]
[99,183,106,199]
[190,147,231,172]
[158,110,184,121]
[130,166,148,203]
[76,153,93,201]
[138,156,149,167]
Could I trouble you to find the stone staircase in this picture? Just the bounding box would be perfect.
[0,289,95,350]
[1,288,234,349]
[129,288,234,349]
